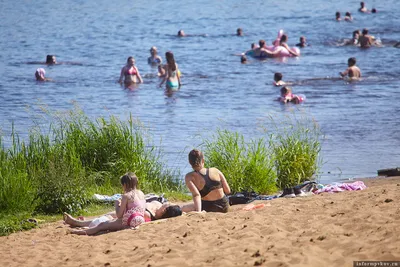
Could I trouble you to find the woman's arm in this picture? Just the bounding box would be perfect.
[218,170,231,195]
[176,63,182,87]
[282,43,299,56]
[159,64,169,87]
[185,174,202,212]
[135,67,143,83]
[261,47,281,56]
[115,195,128,219]
[118,67,125,84]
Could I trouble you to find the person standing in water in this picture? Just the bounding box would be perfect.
[147,46,162,65]
[159,51,181,91]
[118,56,143,86]
[340,57,361,80]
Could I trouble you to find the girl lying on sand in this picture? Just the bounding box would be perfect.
[69,172,147,235]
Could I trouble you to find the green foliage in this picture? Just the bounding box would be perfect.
[0,106,183,222]
[271,115,322,189]
[0,213,38,237]
[0,131,37,214]
[202,129,277,194]
[201,114,322,193]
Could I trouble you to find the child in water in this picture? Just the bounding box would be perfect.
[340,57,361,79]
[35,68,51,81]
[278,86,304,104]
[273,72,286,86]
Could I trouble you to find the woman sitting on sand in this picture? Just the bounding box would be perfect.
[183,149,231,213]
[70,172,146,235]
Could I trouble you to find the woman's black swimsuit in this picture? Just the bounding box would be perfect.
[197,169,229,213]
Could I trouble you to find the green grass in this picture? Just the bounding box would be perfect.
[269,113,322,189]
[201,129,277,194]
[0,106,185,236]
[200,113,322,193]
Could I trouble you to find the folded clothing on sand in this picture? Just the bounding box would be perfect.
[313,181,367,194]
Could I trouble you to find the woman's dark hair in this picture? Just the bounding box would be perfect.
[274,72,283,81]
[188,149,203,168]
[127,56,134,63]
[258,39,266,48]
[166,51,176,71]
[160,205,182,219]
[348,57,356,66]
[280,34,288,43]
[46,55,55,64]
[120,172,138,191]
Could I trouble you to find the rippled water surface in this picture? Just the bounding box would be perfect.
[1,0,399,183]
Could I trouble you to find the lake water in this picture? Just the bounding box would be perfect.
[1,0,399,183]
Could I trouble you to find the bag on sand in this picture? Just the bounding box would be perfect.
[228,191,258,205]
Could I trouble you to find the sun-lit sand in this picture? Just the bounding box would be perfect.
[1,177,399,267]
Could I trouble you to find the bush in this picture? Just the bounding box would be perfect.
[0,132,37,214]
[271,115,322,189]
[0,106,184,217]
[202,129,277,194]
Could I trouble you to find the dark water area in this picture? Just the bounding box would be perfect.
[1,0,399,183]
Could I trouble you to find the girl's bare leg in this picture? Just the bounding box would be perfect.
[63,213,92,227]
[70,219,128,236]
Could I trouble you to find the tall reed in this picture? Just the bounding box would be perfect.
[0,106,183,215]
[201,129,277,194]
[269,114,322,189]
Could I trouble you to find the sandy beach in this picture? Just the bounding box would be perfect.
[1,177,399,267]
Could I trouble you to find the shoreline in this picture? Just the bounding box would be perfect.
[1,176,399,267]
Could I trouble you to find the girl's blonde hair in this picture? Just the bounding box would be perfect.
[120,172,138,191]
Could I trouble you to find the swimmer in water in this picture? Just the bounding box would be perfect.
[335,11,342,21]
[178,30,186,37]
[241,43,259,56]
[279,34,300,57]
[340,57,361,80]
[351,30,361,45]
[118,56,143,85]
[359,2,368,13]
[295,36,309,47]
[344,12,353,21]
[236,28,243,36]
[278,87,303,104]
[46,55,57,64]
[359,28,374,48]
[240,55,247,64]
[252,40,281,58]
[177,29,207,37]
[35,68,51,81]
[147,46,162,65]
[273,73,286,86]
